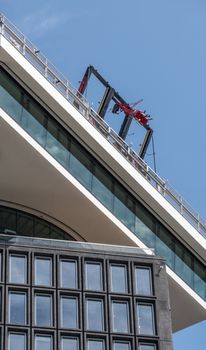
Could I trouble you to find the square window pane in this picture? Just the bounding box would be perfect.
[110,265,127,293]
[60,296,78,328]
[85,262,102,291]
[9,333,26,350]
[9,255,27,284]
[60,260,77,288]
[35,294,52,326]
[61,337,79,350]
[137,304,155,335]
[35,335,52,350]
[86,299,104,331]
[113,341,131,350]
[9,292,26,324]
[35,257,52,286]
[135,267,152,296]
[87,339,105,350]
[139,344,156,350]
[112,301,130,333]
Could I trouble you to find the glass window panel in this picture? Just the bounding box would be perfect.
[0,70,22,123]
[9,292,26,324]
[61,337,79,350]
[35,335,52,350]
[60,296,78,328]
[0,252,1,281]
[156,226,174,269]
[135,267,152,296]
[34,219,50,239]
[137,304,155,335]
[85,262,102,291]
[21,99,46,146]
[112,301,129,333]
[87,339,105,350]
[35,257,52,286]
[110,265,128,293]
[194,260,206,300]
[60,260,77,288]
[9,333,26,350]
[139,344,156,350]
[175,242,193,288]
[9,255,27,284]
[86,299,104,331]
[0,207,16,234]
[113,341,131,350]
[17,212,34,236]
[135,203,156,249]
[114,184,135,232]
[35,294,52,326]
[70,139,92,190]
[92,164,113,211]
[46,118,69,169]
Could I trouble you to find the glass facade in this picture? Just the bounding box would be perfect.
[0,237,172,349]
[0,206,74,241]
[0,67,205,300]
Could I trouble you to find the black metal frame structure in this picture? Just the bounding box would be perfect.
[78,65,153,159]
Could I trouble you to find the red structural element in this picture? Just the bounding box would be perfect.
[112,101,150,126]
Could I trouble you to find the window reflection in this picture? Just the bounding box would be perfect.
[9,255,27,284]
[85,262,102,291]
[86,299,104,331]
[35,335,52,350]
[35,294,52,326]
[35,257,52,286]
[87,339,105,350]
[139,344,156,350]
[9,333,26,350]
[112,301,130,333]
[110,264,128,293]
[9,292,26,324]
[61,337,79,350]
[135,267,152,296]
[60,259,77,289]
[113,341,131,350]
[137,304,155,335]
[60,296,78,328]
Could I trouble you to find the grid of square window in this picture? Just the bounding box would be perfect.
[0,247,162,350]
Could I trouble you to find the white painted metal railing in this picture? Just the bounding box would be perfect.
[0,14,205,239]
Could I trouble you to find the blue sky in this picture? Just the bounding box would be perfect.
[1,0,205,348]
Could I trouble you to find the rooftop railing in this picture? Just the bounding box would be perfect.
[0,14,205,239]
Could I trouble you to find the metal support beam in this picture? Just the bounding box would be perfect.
[139,128,153,159]
[97,86,114,119]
